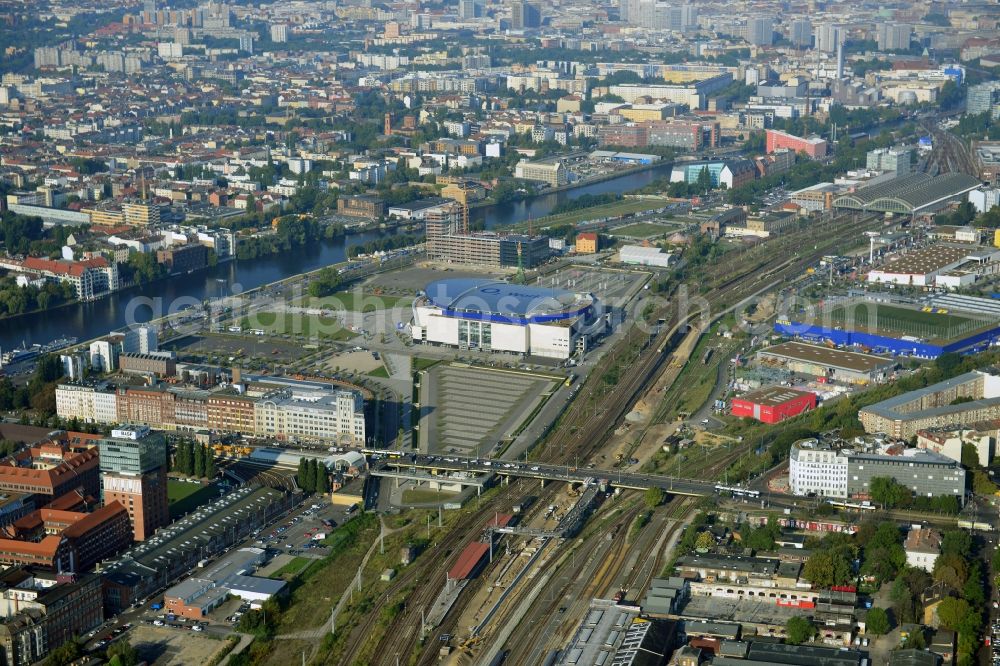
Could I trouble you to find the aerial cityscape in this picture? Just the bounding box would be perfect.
[4,1,1000,665]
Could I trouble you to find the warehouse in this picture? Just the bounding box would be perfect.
[730,386,816,424]
[756,341,896,385]
[867,245,1000,287]
[163,547,287,619]
[618,245,675,268]
[411,278,607,359]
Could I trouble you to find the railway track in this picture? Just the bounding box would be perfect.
[328,481,527,665]
[338,211,882,665]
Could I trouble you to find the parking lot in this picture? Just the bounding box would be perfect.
[540,264,648,308]
[163,332,315,364]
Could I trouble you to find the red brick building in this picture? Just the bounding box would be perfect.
[0,502,131,573]
[0,444,100,511]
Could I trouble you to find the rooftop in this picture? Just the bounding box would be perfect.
[833,173,981,214]
[759,341,896,374]
[734,386,815,408]
[422,278,593,323]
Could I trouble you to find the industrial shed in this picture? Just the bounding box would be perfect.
[832,172,980,214]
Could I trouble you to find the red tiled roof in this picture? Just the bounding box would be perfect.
[21,256,108,278]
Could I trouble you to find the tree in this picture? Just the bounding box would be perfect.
[644,487,664,509]
[940,530,973,558]
[204,447,216,479]
[862,543,905,584]
[297,459,310,492]
[308,267,341,299]
[933,552,970,590]
[866,607,890,636]
[44,639,81,666]
[315,464,329,494]
[696,165,712,191]
[869,476,908,508]
[695,531,714,551]
[106,638,139,666]
[785,616,816,645]
[803,549,853,588]
[193,443,205,478]
[936,597,971,631]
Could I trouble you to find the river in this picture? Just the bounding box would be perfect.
[0,162,673,351]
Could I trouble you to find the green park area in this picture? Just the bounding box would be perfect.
[299,291,413,313]
[269,557,314,580]
[167,480,218,519]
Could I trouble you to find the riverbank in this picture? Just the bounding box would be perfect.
[1,160,676,351]
[468,160,668,216]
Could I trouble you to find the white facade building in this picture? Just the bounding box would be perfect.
[788,439,849,498]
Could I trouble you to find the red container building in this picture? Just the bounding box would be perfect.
[731,386,817,424]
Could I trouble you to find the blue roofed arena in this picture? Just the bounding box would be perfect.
[410,278,607,359]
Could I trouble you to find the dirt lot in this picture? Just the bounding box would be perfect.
[365,264,508,293]
[131,624,230,665]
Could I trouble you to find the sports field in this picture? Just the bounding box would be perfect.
[611,222,672,238]
[806,302,993,341]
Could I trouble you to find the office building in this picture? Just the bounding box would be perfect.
[867,147,912,176]
[765,129,828,158]
[511,1,541,29]
[425,205,551,269]
[56,379,369,445]
[0,502,131,572]
[969,187,1000,213]
[0,570,103,666]
[814,24,843,53]
[254,389,366,445]
[458,0,479,18]
[789,438,966,501]
[269,23,288,42]
[790,19,812,48]
[966,82,1000,116]
[877,23,912,51]
[515,159,567,187]
[748,17,775,46]
[98,426,169,541]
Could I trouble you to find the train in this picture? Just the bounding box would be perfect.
[361,448,405,459]
[713,484,760,499]
[825,499,875,511]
